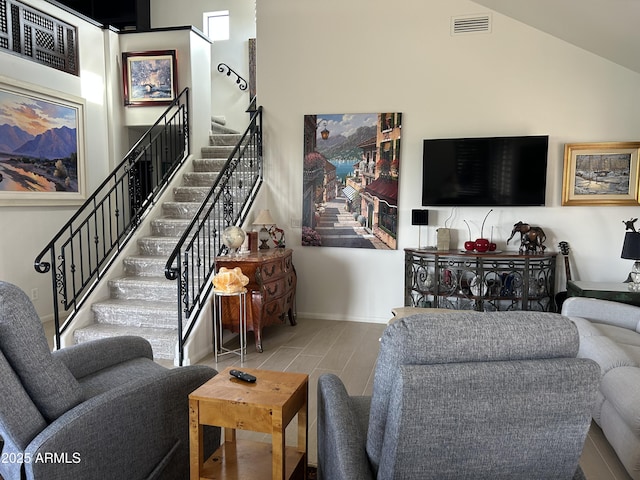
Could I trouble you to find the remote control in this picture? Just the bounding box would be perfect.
[229,369,257,383]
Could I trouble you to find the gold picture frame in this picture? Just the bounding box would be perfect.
[562,142,640,206]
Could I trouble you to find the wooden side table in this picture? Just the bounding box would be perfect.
[189,367,308,480]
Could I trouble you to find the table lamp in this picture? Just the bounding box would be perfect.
[621,231,640,291]
[253,209,275,249]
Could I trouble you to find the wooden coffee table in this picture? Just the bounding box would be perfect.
[189,367,308,480]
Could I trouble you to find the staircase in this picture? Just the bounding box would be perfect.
[72,119,242,360]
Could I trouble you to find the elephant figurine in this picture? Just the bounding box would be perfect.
[507,221,547,253]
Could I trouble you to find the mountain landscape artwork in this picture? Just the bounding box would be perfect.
[0,85,80,195]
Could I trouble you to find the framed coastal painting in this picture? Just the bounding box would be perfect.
[302,112,402,250]
[0,76,87,206]
[122,50,178,106]
[562,142,640,206]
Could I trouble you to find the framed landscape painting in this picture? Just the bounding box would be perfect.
[0,76,86,206]
[123,50,178,106]
[562,142,640,206]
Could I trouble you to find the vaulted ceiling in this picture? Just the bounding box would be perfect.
[472,0,640,74]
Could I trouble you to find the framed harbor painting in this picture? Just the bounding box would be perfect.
[122,50,178,106]
[562,142,640,206]
[0,76,86,206]
[302,112,402,250]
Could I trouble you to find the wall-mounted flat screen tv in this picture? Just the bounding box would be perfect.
[422,135,549,207]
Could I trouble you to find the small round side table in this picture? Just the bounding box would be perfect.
[212,288,247,363]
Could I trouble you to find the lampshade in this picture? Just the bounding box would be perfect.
[253,209,275,226]
[621,232,640,259]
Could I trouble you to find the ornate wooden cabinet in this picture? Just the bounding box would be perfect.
[215,248,297,352]
[404,248,556,312]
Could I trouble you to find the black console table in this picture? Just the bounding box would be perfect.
[567,280,640,307]
[404,248,557,312]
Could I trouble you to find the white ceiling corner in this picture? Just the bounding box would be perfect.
[471,0,640,74]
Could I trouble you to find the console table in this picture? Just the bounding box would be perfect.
[215,249,297,353]
[567,280,640,307]
[404,248,556,312]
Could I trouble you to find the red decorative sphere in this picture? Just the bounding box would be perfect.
[464,241,476,251]
[475,238,490,252]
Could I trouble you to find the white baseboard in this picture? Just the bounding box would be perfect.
[296,311,389,324]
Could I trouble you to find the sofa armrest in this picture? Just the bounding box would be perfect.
[24,365,218,480]
[562,297,640,332]
[52,336,153,379]
[317,374,373,480]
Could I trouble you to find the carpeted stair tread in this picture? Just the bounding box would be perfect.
[162,201,202,219]
[109,275,177,301]
[124,255,169,276]
[151,217,192,237]
[183,171,221,186]
[209,133,243,146]
[201,145,235,158]
[192,158,227,172]
[173,186,212,202]
[137,236,181,256]
[73,323,177,359]
[91,298,178,329]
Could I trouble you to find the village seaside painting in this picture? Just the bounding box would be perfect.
[0,78,85,206]
[302,112,401,249]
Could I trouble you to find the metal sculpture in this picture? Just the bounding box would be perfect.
[507,221,547,253]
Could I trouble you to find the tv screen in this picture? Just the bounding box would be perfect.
[421,135,548,207]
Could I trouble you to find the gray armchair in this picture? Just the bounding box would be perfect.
[317,311,600,480]
[0,281,219,480]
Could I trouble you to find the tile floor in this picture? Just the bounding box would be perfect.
[45,317,632,479]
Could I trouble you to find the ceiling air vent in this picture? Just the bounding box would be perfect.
[451,14,492,35]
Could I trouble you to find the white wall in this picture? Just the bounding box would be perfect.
[0,1,112,318]
[256,0,640,323]
[151,0,256,132]
[119,28,212,154]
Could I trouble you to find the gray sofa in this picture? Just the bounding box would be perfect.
[317,311,599,480]
[0,281,219,480]
[562,296,640,480]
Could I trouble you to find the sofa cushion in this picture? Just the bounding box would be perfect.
[563,297,640,332]
[596,324,640,348]
[578,335,637,377]
[569,316,605,338]
[0,282,83,422]
[601,367,640,435]
[77,356,167,399]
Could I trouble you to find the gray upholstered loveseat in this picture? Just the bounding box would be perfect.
[0,281,219,480]
[317,311,599,480]
[562,296,640,480]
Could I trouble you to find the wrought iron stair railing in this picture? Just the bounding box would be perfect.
[217,62,248,91]
[165,103,263,365]
[34,88,191,349]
